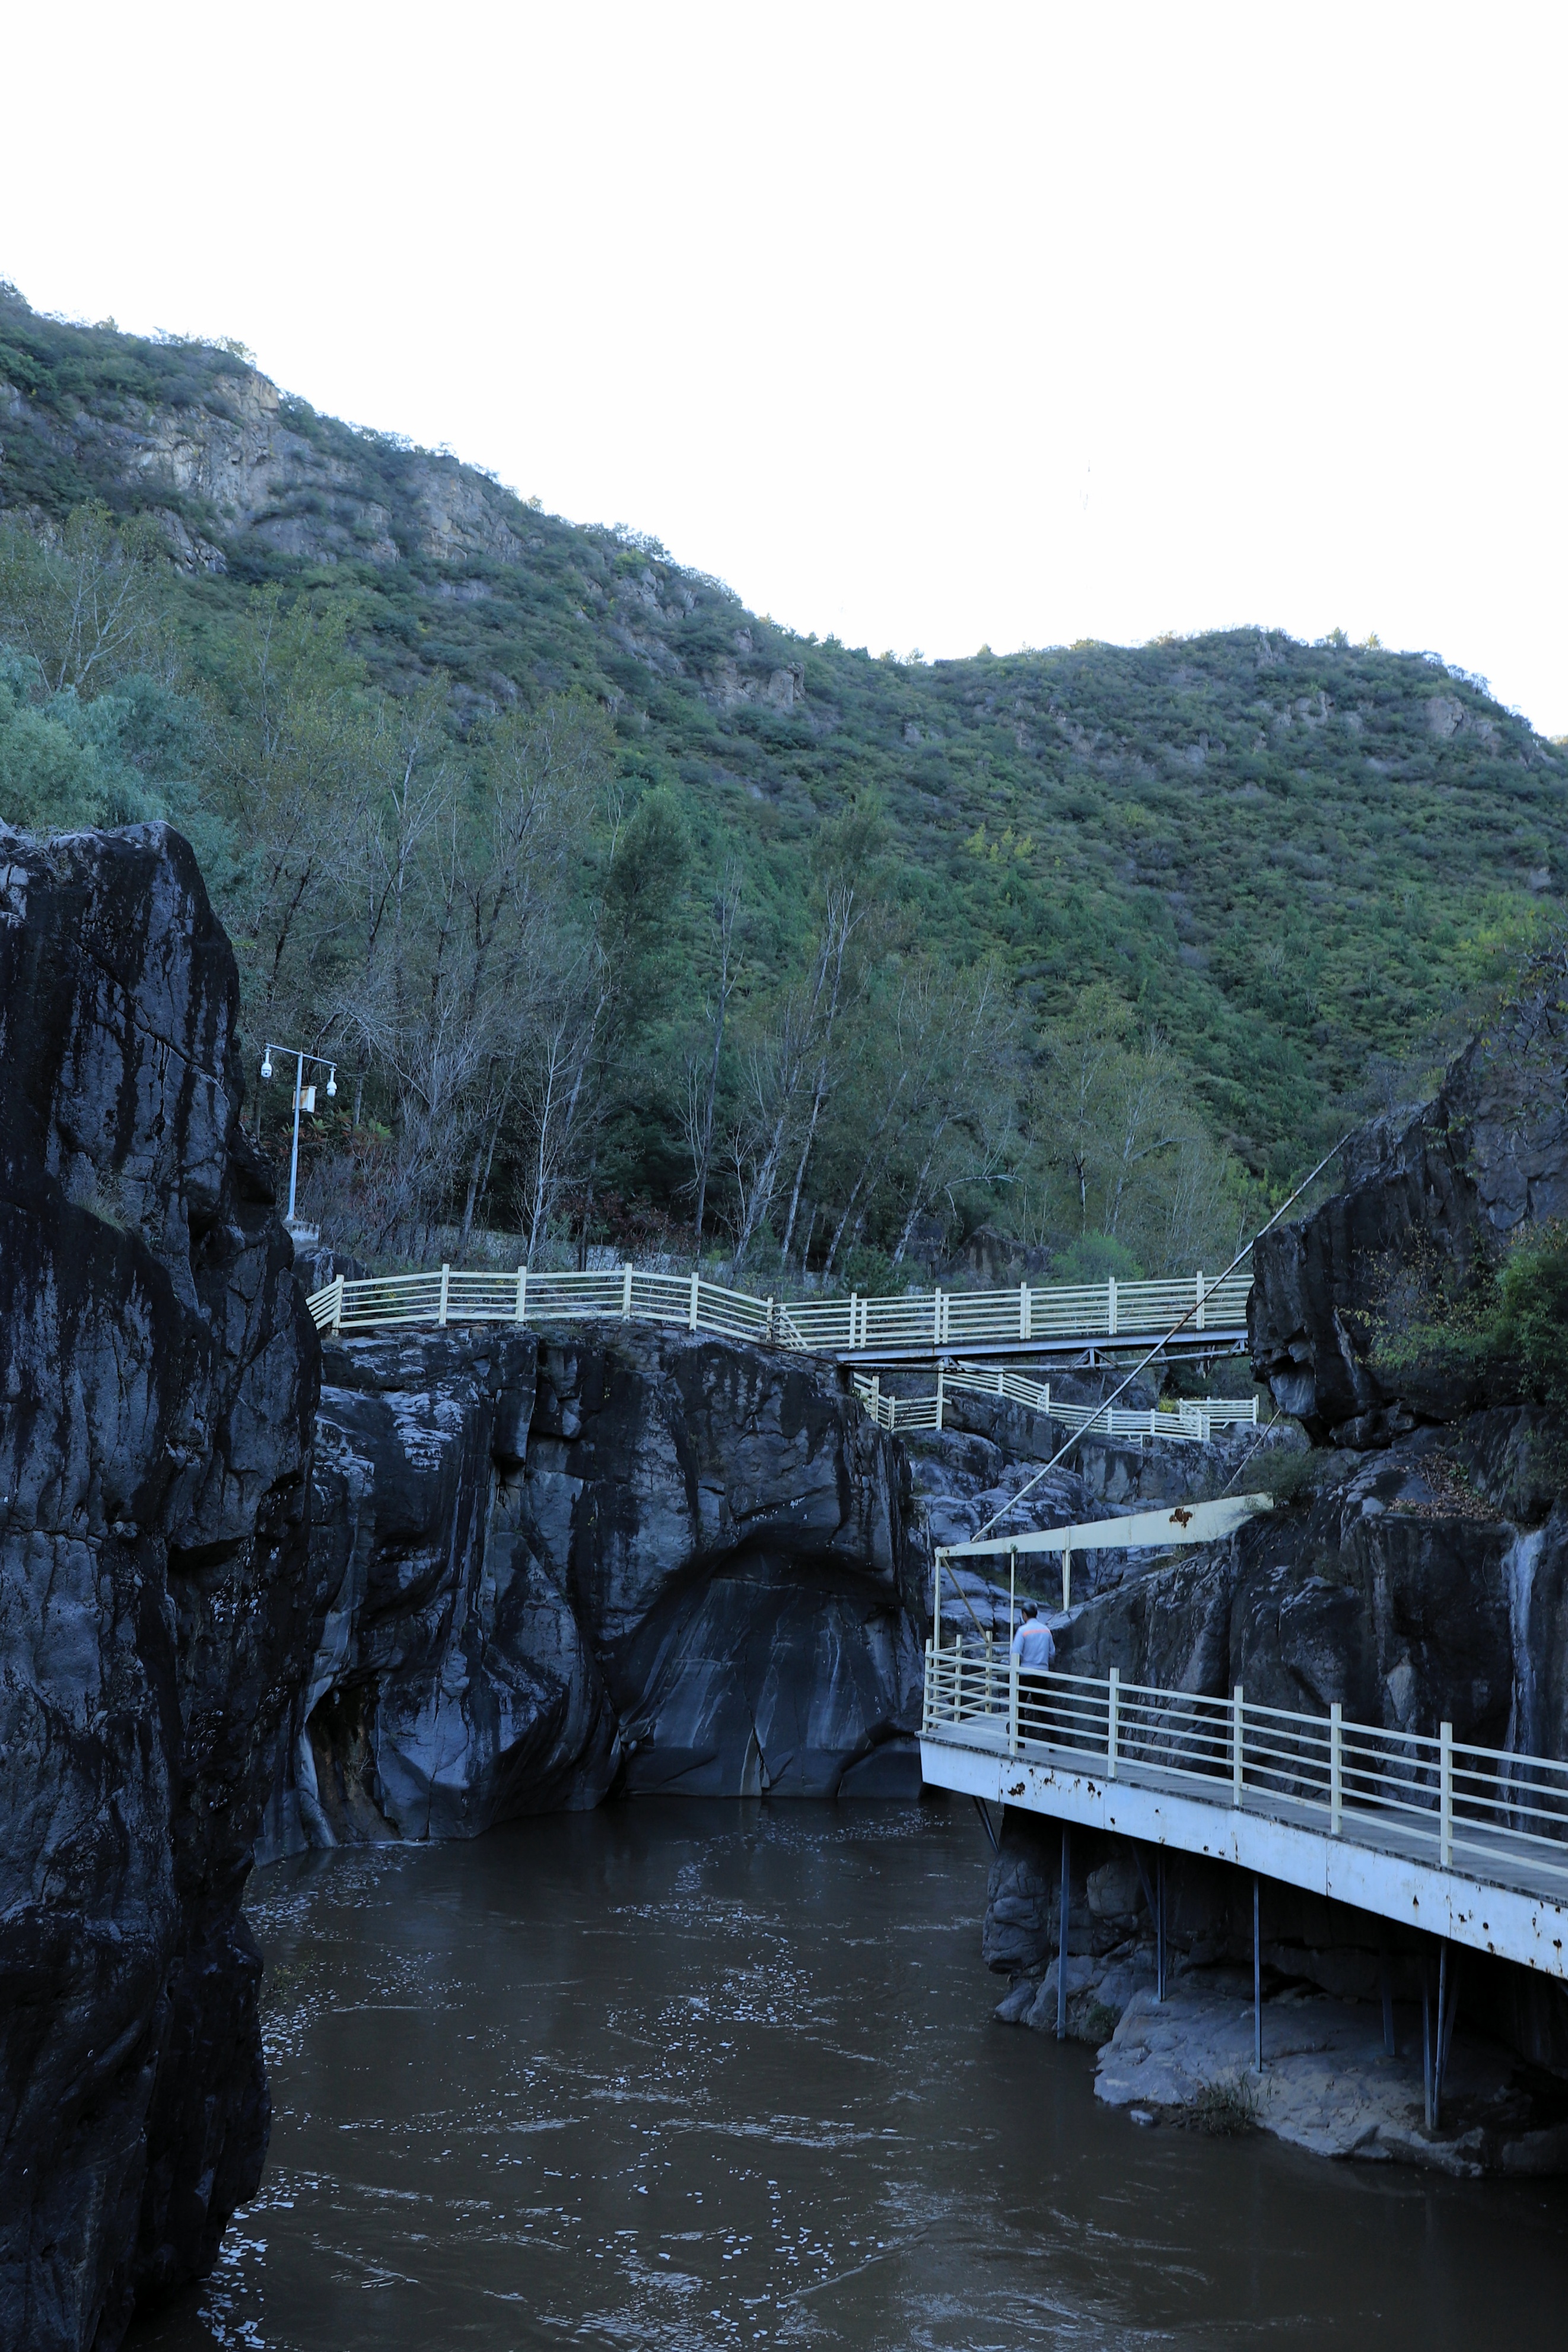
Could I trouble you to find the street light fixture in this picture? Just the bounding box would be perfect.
[259,1041,339,1238]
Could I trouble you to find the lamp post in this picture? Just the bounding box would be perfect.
[260,1041,337,1237]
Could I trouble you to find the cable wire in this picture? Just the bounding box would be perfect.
[962,1134,1350,1549]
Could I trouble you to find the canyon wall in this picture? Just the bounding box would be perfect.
[263,1323,928,1854]
[988,964,1568,2087]
[0,822,323,2352]
[1249,945,1568,1445]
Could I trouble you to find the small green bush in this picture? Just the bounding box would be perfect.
[1052,1231,1145,1285]
[1177,2071,1261,2134]
[1371,1221,1568,1415]
[839,1243,905,1297]
[1490,1222,1568,1413]
[1076,1998,1123,2046]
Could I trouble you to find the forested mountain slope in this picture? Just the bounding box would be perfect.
[1,283,1562,1276]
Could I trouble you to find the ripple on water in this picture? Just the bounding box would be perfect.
[132,1800,1568,2352]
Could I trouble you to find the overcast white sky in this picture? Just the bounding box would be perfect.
[7,4,1564,729]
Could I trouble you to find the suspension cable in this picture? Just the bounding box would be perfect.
[966,1134,1350,1550]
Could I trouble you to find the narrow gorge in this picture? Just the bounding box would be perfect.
[3,821,1566,2347]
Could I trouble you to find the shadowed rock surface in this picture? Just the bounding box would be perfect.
[263,1323,929,1852]
[1250,946,1568,1445]
[982,988,1568,2126]
[0,822,321,2351]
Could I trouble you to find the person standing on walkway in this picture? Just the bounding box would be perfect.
[1012,1601,1055,1740]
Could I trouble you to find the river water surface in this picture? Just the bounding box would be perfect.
[135,1800,1567,2350]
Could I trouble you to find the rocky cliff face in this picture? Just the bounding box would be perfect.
[0,822,321,2352]
[984,986,1568,2099]
[1025,1413,1568,2070]
[0,357,530,577]
[1250,949,1568,1445]
[263,1321,927,1854]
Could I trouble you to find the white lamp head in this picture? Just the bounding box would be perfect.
[326,1068,338,1098]
[260,1053,273,1080]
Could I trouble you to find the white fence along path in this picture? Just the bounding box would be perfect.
[307,1263,1252,1359]
[921,1637,1568,1980]
[853,1361,1258,1442]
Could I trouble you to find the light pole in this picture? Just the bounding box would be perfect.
[260,1041,337,1236]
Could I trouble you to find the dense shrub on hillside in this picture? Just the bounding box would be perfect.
[1,284,1564,1275]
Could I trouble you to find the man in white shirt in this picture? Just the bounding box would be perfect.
[1011,1600,1055,1672]
[1011,1601,1055,1741]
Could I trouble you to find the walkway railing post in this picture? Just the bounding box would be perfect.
[849,1291,859,1350]
[515,1266,528,1326]
[1196,1270,1206,1332]
[688,1270,699,1332]
[1232,1684,1245,1806]
[1108,1666,1119,1780]
[1008,1613,1019,1759]
[331,1273,344,1335]
[438,1263,450,1327]
[1156,1852,1166,2003]
[1440,1720,1453,1867]
[1020,1283,1031,1340]
[933,1285,944,1347]
[1253,1875,1263,2073]
[1057,1829,1071,2040]
[1436,1943,1461,2125]
[1107,1276,1118,1336]
[1423,1963,1435,2128]
[936,1368,945,1431]
[1061,1541,1071,1614]
[621,1263,633,1320]
[1330,1702,1343,1834]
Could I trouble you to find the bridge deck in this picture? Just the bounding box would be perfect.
[839,1325,1248,1368]
[921,1652,1568,1980]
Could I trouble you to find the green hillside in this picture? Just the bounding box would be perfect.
[1,283,1561,1278]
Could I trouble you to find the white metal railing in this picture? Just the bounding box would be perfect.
[778,1269,1249,1353]
[922,1644,1568,1895]
[306,1263,1252,1358]
[307,1264,792,1346]
[851,1361,1257,1442]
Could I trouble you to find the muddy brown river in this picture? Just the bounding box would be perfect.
[132,1800,1567,2349]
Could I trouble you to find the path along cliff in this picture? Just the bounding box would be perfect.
[6,816,1566,2335]
[981,946,1568,2165]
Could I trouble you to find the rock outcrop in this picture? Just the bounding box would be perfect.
[0,822,321,2352]
[1250,946,1568,1444]
[263,1321,928,1852]
[982,975,1568,2142]
[985,1806,1568,2174]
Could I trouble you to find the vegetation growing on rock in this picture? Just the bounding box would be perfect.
[2,284,1563,1276]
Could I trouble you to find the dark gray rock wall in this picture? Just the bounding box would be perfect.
[0,824,320,2352]
[1250,946,1568,1444]
[1035,1410,1568,2068]
[263,1323,928,1849]
[261,1329,616,1857]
